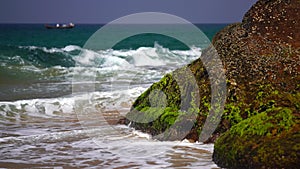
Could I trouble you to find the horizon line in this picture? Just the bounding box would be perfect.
[0,22,232,25]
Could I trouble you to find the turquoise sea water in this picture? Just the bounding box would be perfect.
[0,24,226,168]
[0,24,223,48]
[0,24,225,101]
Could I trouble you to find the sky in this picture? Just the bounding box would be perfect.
[0,0,257,24]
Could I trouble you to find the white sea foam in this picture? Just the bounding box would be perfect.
[0,86,147,119]
[18,43,201,69]
[10,55,25,65]
[62,45,81,52]
[132,129,152,140]
[2,43,202,119]
[0,123,217,168]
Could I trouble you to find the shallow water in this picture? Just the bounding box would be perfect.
[0,109,219,168]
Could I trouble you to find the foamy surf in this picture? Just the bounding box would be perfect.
[0,23,227,168]
[1,43,201,101]
[16,43,201,68]
[0,123,218,168]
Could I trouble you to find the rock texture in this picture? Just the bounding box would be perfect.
[212,0,300,168]
[120,0,300,168]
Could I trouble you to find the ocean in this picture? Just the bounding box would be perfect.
[0,24,226,168]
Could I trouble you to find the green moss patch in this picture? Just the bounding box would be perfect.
[126,106,187,136]
[213,105,299,168]
[230,107,295,137]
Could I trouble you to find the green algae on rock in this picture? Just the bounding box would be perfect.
[213,101,300,168]
[125,66,204,141]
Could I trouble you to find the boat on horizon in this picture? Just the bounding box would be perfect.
[45,23,75,29]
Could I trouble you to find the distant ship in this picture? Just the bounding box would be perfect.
[45,23,75,29]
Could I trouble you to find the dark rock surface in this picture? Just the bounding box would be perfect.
[212,0,300,168]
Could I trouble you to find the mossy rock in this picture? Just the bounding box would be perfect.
[125,66,203,140]
[119,0,300,167]
[213,107,300,169]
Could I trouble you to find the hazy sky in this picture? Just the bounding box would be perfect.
[0,0,257,24]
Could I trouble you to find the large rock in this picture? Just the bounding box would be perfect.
[212,0,300,168]
[120,0,299,167]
